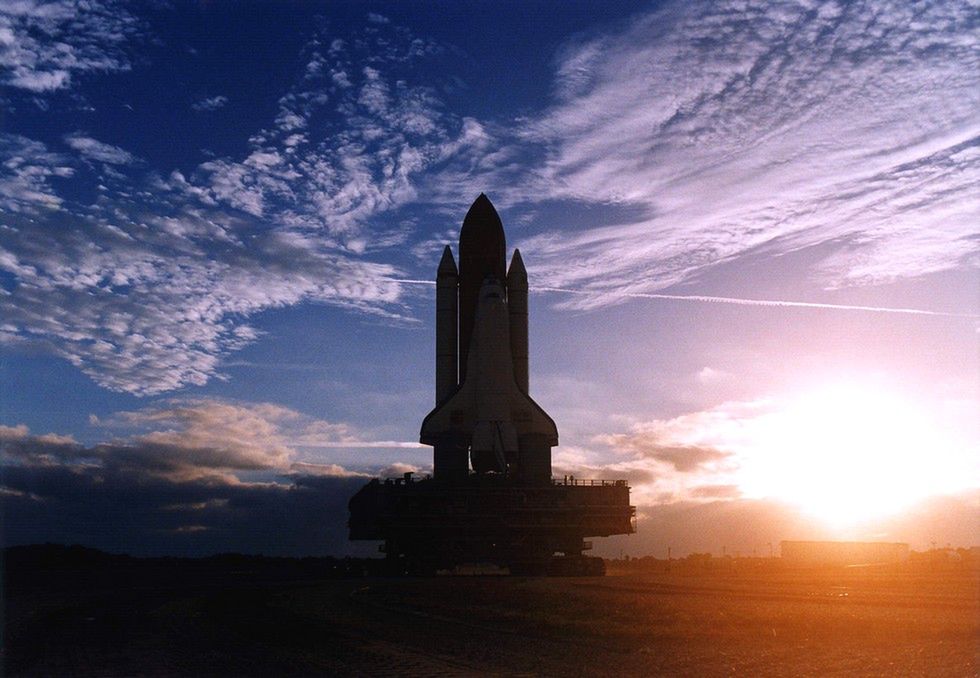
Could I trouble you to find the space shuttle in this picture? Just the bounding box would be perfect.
[420,194,558,483]
[351,193,632,573]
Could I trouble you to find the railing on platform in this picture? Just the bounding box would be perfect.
[553,477,628,487]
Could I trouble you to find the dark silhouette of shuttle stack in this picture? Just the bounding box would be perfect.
[349,195,634,575]
[423,194,556,482]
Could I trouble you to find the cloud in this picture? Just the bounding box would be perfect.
[0,424,29,438]
[0,156,412,393]
[79,398,414,479]
[0,0,141,92]
[533,284,979,318]
[0,461,371,556]
[195,35,482,247]
[0,134,73,210]
[513,0,979,304]
[191,95,228,111]
[612,442,730,474]
[98,399,414,479]
[2,404,285,481]
[64,133,137,165]
[100,400,302,480]
[0,399,426,554]
[289,461,363,477]
[0,205,409,393]
[599,412,741,473]
[552,442,661,485]
[4,1,977,398]
[696,367,729,384]
[0,21,494,394]
[594,385,980,515]
[690,484,740,499]
[588,416,738,504]
[0,423,82,466]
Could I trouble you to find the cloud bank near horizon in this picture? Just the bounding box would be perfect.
[571,385,980,518]
[3,409,976,556]
[0,398,422,481]
[0,398,427,555]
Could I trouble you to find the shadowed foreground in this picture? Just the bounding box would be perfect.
[4,549,977,676]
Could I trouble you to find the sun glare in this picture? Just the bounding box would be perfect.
[734,382,975,528]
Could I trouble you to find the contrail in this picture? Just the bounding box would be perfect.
[388,278,976,319]
[535,286,978,319]
[292,440,427,449]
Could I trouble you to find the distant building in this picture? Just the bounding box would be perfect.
[781,540,909,566]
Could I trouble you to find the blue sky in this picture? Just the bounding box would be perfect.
[1,0,977,557]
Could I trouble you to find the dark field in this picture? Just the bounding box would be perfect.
[4,551,977,676]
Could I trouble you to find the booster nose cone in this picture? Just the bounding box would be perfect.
[506,248,527,287]
[437,245,458,277]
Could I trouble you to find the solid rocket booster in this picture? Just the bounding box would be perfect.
[435,245,458,404]
[507,249,528,395]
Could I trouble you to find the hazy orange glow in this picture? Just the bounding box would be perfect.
[734,382,976,527]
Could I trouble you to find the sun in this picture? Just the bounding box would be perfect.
[734,381,975,527]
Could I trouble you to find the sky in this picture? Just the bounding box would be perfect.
[1,0,977,558]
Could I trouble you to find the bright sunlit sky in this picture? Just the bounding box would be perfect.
[1,0,977,557]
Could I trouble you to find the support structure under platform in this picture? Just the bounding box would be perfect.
[349,475,634,575]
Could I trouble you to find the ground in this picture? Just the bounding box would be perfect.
[4,555,977,676]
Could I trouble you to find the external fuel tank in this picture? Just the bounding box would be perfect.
[457,193,506,383]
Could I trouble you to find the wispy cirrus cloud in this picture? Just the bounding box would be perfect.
[0,201,407,393]
[196,33,479,253]
[191,95,228,112]
[0,0,141,92]
[512,0,979,305]
[0,21,477,394]
[0,134,73,210]
[64,133,137,165]
[2,0,976,399]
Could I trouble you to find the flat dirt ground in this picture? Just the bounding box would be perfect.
[5,562,977,676]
